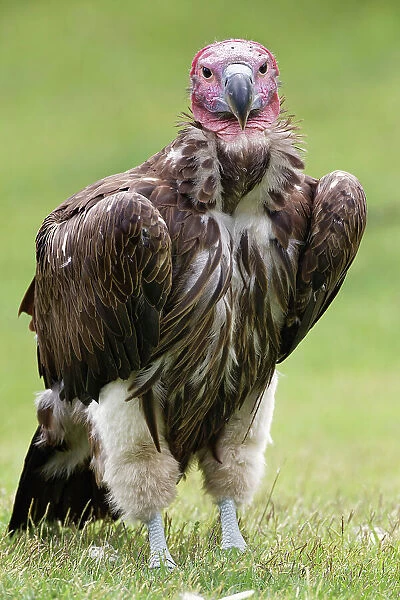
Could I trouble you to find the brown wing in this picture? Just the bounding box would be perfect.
[28,190,171,403]
[278,170,367,362]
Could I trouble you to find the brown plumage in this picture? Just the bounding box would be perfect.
[19,122,365,461]
[10,39,366,567]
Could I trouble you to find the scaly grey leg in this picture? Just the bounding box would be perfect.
[147,512,176,569]
[219,498,247,552]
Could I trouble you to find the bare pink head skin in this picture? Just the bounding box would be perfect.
[190,39,280,141]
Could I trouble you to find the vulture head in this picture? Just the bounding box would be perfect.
[190,38,280,140]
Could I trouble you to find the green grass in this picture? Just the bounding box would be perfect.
[1,481,400,599]
[1,0,400,598]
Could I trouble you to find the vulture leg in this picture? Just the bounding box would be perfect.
[147,512,176,569]
[219,497,246,551]
[88,379,180,567]
[198,373,277,550]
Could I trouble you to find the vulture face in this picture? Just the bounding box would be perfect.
[190,39,280,140]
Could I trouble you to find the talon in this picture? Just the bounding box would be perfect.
[149,550,177,570]
[221,537,247,553]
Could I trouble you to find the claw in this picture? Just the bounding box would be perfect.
[149,549,177,570]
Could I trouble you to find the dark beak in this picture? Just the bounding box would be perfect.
[223,64,254,130]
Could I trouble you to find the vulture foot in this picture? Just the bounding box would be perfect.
[219,498,247,552]
[147,512,176,569]
[149,550,177,570]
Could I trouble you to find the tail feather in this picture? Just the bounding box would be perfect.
[8,426,113,533]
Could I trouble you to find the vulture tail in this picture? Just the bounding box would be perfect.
[9,391,114,533]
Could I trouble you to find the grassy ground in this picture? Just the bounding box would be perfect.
[1,1,400,598]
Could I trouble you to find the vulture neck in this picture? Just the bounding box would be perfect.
[210,120,304,216]
[158,118,303,217]
[216,132,271,215]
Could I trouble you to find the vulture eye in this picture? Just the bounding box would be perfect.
[259,62,268,75]
[202,66,213,79]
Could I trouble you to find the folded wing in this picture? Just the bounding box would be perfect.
[21,190,172,403]
[279,171,367,361]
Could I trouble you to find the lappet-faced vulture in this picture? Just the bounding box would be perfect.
[9,39,366,568]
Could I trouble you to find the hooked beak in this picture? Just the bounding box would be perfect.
[223,64,254,130]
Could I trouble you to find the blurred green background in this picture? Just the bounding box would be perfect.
[1,0,399,510]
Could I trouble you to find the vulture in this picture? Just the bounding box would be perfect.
[9,39,366,568]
